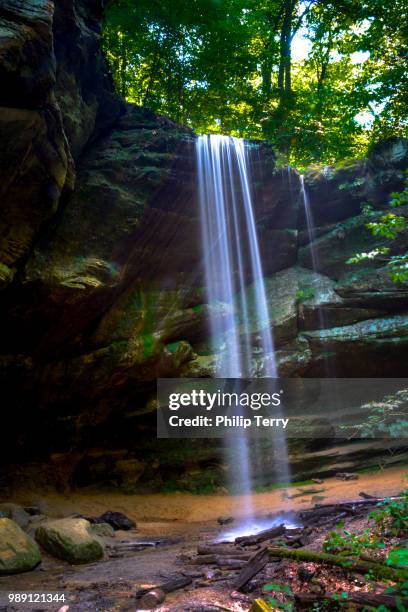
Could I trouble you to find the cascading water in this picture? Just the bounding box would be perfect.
[197,135,292,538]
[197,135,276,378]
[300,175,320,273]
[300,175,336,377]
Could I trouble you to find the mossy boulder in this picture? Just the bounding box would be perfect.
[91,522,115,538]
[35,518,104,564]
[0,518,41,574]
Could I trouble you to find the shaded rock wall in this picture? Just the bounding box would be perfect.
[0,0,407,492]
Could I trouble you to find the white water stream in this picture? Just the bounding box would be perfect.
[197,135,291,538]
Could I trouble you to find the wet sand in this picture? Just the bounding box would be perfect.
[10,464,407,535]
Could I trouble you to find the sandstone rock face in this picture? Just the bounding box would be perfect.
[0,0,407,490]
[0,518,41,574]
[35,518,104,564]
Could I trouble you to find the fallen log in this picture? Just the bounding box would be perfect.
[359,491,376,499]
[197,545,250,557]
[135,574,192,599]
[139,588,166,608]
[295,591,408,610]
[217,558,246,570]
[234,547,272,591]
[190,554,218,564]
[267,547,406,581]
[308,512,348,529]
[235,523,286,546]
[191,554,249,567]
[313,496,403,509]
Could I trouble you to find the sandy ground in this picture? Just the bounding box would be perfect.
[0,465,406,611]
[10,464,407,530]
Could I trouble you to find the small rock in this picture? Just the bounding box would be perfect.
[97,511,136,531]
[24,506,42,516]
[217,516,234,525]
[0,503,30,529]
[91,522,115,538]
[335,472,358,481]
[0,518,41,574]
[35,518,104,564]
[312,478,323,484]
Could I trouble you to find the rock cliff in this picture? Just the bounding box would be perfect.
[0,0,407,492]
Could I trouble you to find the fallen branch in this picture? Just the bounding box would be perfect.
[267,547,406,581]
[235,547,272,591]
[308,512,348,529]
[359,491,376,499]
[135,574,192,599]
[235,523,286,546]
[197,545,250,557]
[191,554,249,568]
[313,496,403,509]
[295,591,408,610]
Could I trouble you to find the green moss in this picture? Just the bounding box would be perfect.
[142,334,156,358]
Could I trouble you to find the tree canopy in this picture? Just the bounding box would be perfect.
[103,0,408,167]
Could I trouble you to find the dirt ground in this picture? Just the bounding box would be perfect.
[0,465,406,611]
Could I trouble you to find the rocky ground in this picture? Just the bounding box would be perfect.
[0,466,406,611]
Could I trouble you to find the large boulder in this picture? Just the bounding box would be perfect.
[35,518,104,564]
[0,518,41,574]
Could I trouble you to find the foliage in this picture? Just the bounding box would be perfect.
[323,523,381,556]
[263,582,294,611]
[103,0,408,167]
[324,489,408,576]
[296,286,315,301]
[348,177,408,283]
[339,389,408,439]
[369,489,408,538]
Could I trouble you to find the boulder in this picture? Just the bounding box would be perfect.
[35,518,104,564]
[0,503,30,529]
[0,518,41,574]
[91,522,115,538]
[98,511,136,531]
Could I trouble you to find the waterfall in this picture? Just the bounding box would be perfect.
[300,175,320,272]
[197,135,291,536]
[300,175,335,376]
[197,134,276,377]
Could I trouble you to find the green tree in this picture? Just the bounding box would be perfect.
[103,0,408,166]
